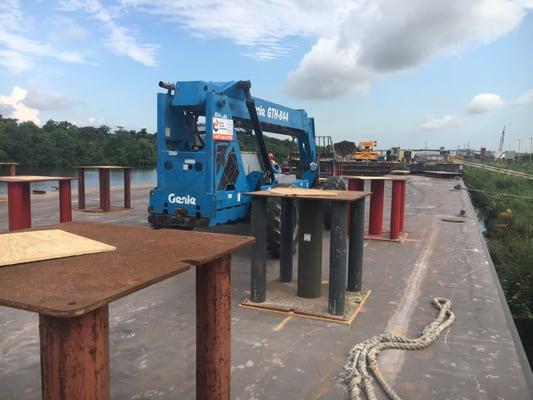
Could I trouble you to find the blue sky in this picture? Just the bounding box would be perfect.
[0,0,532,151]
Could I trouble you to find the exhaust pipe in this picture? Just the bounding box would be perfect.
[159,81,176,94]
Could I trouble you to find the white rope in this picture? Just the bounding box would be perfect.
[339,298,455,400]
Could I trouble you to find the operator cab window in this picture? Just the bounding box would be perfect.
[165,112,205,152]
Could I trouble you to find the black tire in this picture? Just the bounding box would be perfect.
[147,210,161,229]
[266,198,298,258]
[322,176,347,230]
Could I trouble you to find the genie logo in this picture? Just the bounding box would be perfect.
[168,193,197,205]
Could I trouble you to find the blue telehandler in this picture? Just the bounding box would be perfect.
[148,80,344,255]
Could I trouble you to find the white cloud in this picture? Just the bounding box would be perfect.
[514,88,533,105]
[466,93,505,114]
[61,0,158,66]
[289,0,530,98]
[0,0,87,72]
[420,115,462,130]
[48,17,91,43]
[114,0,532,99]
[24,87,72,111]
[286,38,372,99]
[119,0,346,61]
[0,86,40,125]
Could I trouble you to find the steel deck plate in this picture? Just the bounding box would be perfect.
[0,222,253,317]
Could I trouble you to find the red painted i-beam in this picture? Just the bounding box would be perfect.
[389,180,403,239]
[368,180,385,236]
[399,180,406,233]
[124,169,131,209]
[196,254,232,400]
[59,180,72,223]
[77,168,86,210]
[40,306,110,400]
[7,181,31,231]
[99,169,111,212]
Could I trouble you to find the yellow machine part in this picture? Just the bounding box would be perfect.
[358,140,377,150]
[354,151,379,161]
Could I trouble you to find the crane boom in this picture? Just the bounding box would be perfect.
[498,126,505,152]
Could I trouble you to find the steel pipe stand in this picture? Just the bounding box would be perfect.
[241,280,371,325]
[364,231,408,243]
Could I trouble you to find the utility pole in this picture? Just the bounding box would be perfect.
[518,138,521,154]
[530,137,532,162]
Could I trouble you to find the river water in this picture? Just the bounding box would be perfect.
[0,167,156,195]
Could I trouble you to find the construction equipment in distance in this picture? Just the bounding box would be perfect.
[354,140,379,161]
[495,126,506,160]
[388,147,415,163]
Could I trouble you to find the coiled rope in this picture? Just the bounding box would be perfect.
[339,297,455,400]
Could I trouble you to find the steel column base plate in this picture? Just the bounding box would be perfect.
[241,281,371,325]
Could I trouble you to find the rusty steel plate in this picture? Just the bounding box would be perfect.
[245,188,370,202]
[0,222,254,317]
[0,175,76,183]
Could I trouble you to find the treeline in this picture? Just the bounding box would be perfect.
[0,117,156,168]
[0,117,297,168]
[237,132,293,159]
[463,167,533,320]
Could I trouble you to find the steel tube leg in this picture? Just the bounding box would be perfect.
[390,180,402,240]
[196,255,231,400]
[279,198,294,282]
[368,180,385,236]
[251,197,267,302]
[297,199,323,298]
[399,181,406,233]
[40,306,110,400]
[346,179,364,234]
[59,180,72,223]
[329,201,348,315]
[7,181,31,231]
[7,164,16,176]
[78,168,85,210]
[124,169,131,209]
[99,169,111,212]
[348,198,365,292]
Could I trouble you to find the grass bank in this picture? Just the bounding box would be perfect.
[463,167,533,363]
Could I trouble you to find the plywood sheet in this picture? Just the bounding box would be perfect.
[246,187,370,201]
[0,229,116,267]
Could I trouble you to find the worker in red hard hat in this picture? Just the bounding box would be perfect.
[268,152,280,173]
